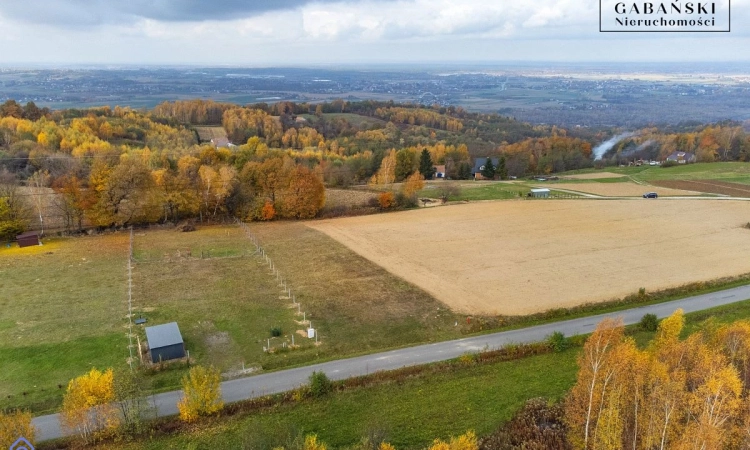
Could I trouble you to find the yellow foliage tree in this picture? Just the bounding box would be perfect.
[61,368,118,444]
[177,365,224,422]
[0,410,35,449]
[370,149,396,185]
[402,171,425,199]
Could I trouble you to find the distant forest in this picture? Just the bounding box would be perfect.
[1,98,750,238]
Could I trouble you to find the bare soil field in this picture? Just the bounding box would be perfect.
[539,181,701,197]
[564,172,623,180]
[309,200,750,315]
[193,126,228,142]
[650,180,750,197]
[325,188,378,208]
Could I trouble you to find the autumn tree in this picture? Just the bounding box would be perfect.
[566,310,750,450]
[0,169,27,240]
[90,158,160,226]
[370,150,396,186]
[52,175,94,231]
[61,368,118,444]
[177,365,224,422]
[402,171,425,200]
[0,410,35,449]
[565,317,625,449]
[277,165,325,219]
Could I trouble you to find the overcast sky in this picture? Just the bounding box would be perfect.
[0,0,746,65]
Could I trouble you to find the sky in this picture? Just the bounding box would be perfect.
[0,0,746,65]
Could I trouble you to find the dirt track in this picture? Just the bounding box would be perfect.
[309,200,750,315]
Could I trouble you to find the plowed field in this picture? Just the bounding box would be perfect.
[650,180,750,197]
[310,200,750,315]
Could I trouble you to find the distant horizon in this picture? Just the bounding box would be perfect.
[2,61,750,71]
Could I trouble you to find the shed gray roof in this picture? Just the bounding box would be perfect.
[145,322,183,349]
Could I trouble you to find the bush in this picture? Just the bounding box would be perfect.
[0,410,35,449]
[640,313,659,332]
[270,327,282,337]
[479,398,570,450]
[377,192,395,209]
[661,160,678,168]
[177,365,224,422]
[546,331,569,353]
[308,371,333,398]
[394,191,417,208]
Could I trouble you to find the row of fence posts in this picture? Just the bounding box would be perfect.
[236,220,319,352]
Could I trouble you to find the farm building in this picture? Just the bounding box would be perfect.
[529,188,550,198]
[471,158,499,180]
[16,231,40,247]
[666,151,696,164]
[145,322,186,363]
[434,165,446,179]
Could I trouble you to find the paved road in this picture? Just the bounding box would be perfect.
[32,284,750,441]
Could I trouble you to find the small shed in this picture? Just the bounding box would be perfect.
[529,188,551,198]
[16,231,40,248]
[145,322,185,363]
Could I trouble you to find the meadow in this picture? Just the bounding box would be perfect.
[1,223,462,413]
[74,299,750,450]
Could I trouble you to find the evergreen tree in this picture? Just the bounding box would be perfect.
[457,162,472,180]
[418,148,435,180]
[480,157,496,179]
[498,155,508,180]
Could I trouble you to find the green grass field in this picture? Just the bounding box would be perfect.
[1,223,462,413]
[0,234,128,413]
[86,299,750,450]
[561,162,750,184]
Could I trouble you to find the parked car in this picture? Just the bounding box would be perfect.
[643,192,658,198]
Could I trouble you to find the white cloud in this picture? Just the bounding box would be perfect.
[0,0,747,64]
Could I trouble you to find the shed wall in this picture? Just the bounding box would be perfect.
[150,343,186,363]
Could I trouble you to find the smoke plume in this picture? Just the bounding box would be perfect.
[593,132,637,160]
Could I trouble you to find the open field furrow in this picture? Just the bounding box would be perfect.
[310,199,750,315]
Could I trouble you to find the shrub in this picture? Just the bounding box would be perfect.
[377,192,396,209]
[308,371,333,398]
[661,160,678,168]
[640,313,659,332]
[0,410,35,449]
[260,200,276,221]
[394,191,417,208]
[61,368,118,444]
[546,331,569,353]
[479,398,570,450]
[270,326,282,337]
[177,365,224,422]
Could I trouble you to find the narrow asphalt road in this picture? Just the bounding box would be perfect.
[32,284,750,441]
